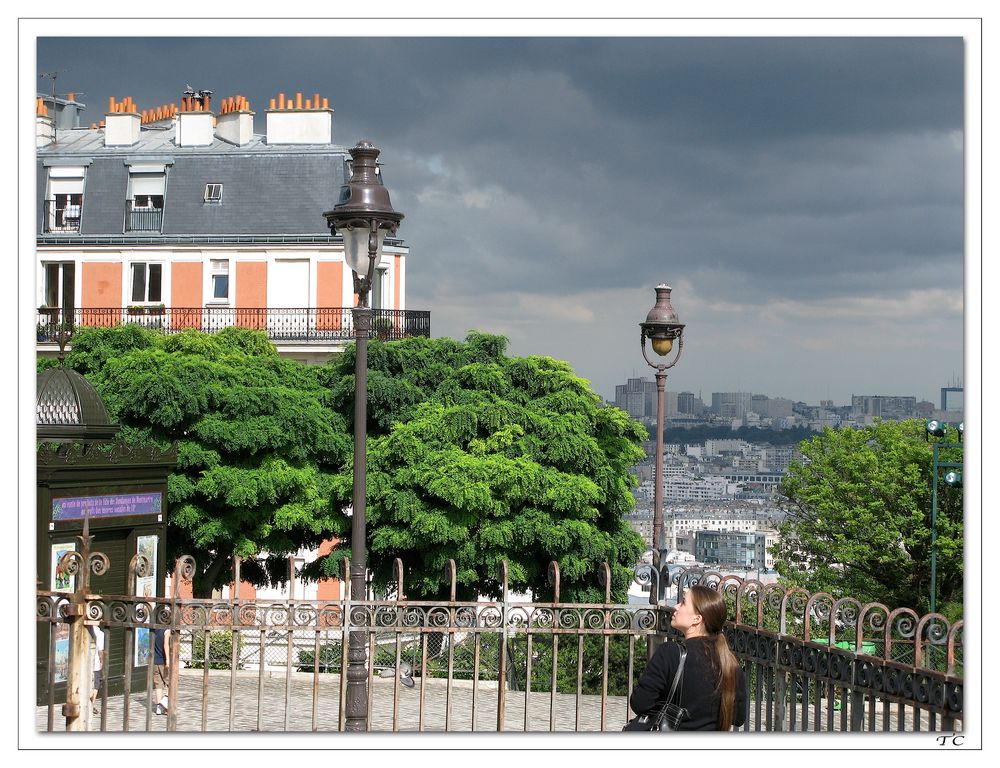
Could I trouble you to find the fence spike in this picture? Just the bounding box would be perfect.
[393,558,404,600]
[498,559,509,599]
[598,561,612,603]
[547,561,560,603]
[446,559,456,602]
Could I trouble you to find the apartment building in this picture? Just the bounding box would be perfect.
[36,88,429,364]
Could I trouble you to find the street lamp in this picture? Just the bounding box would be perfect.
[324,140,403,732]
[924,418,963,615]
[639,284,685,608]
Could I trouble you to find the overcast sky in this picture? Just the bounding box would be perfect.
[35,36,965,405]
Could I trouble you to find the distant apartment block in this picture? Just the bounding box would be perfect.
[614,377,655,419]
[851,395,917,421]
[695,530,756,568]
[704,438,749,456]
[695,528,778,571]
[711,392,752,419]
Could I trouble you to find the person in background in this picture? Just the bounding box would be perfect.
[152,627,171,715]
[629,585,747,731]
[89,623,105,717]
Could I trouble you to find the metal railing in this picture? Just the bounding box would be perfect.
[42,200,82,233]
[36,555,963,733]
[124,202,164,232]
[35,306,431,344]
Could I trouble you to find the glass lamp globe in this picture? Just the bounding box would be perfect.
[651,337,674,356]
[341,225,388,276]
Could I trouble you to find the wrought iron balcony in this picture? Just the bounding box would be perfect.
[42,200,82,233]
[124,201,164,232]
[36,306,431,345]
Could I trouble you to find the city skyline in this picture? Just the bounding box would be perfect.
[607,372,964,410]
[33,28,966,404]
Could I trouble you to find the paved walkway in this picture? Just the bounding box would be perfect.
[36,669,946,733]
[36,669,633,733]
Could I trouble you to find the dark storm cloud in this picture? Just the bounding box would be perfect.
[35,36,964,401]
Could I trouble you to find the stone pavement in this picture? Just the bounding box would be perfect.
[36,668,633,733]
[36,669,938,733]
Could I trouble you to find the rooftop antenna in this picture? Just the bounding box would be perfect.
[40,69,65,104]
[39,70,64,144]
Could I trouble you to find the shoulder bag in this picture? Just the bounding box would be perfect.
[622,645,689,732]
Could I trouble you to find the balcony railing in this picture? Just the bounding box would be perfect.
[124,202,164,232]
[36,306,431,344]
[41,200,81,233]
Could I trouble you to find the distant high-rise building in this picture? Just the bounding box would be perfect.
[614,377,656,419]
[851,395,917,421]
[711,392,752,419]
[678,391,697,414]
[940,387,964,413]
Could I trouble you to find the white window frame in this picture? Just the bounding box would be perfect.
[128,261,165,305]
[46,168,86,231]
[41,261,76,311]
[207,257,231,305]
[204,183,223,204]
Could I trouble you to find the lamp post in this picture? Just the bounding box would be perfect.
[639,285,685,611]
[924,419,963,614]
[324,140,403,732]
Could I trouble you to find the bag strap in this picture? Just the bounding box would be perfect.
[661,644,687,712]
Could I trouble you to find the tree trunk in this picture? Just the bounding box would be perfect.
[195,549,232,599]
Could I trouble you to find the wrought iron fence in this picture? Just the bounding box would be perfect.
[35,307,431,344]
[36,555,963,734]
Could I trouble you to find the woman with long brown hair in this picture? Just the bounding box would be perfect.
[629,584,747,731]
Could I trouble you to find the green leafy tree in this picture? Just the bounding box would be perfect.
[308,332,646,602]
[63,326,353,596]
[773,420,963,617]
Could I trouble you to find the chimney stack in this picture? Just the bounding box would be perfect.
[215,95,254,146]
[176,88,215,147]
[103,95,141,146]
[36,98,55,147]
[265,90,333,144]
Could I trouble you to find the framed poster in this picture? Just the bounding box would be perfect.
[49,542,75,682]
[50,542,75,593]
[134,535,158,667]
[53,628,70,683]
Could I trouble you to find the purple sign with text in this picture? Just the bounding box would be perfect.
[52,492,162,521]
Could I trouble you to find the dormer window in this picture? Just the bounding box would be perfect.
[44,166,86,233]
[126,167,166,232]
[204,183,223,203]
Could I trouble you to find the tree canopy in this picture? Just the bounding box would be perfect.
[314,332,646,602]
[773,419,963,618]
[59,326,352,596]
[50,328,646,602]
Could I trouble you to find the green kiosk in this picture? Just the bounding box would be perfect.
[36,361,175,706]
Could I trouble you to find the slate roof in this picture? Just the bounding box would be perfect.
[37,126,353,239]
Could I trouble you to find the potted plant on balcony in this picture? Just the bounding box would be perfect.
[127,305,145,316]
[37,305,57,341]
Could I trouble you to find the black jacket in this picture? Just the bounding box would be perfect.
[629,636,747,731]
